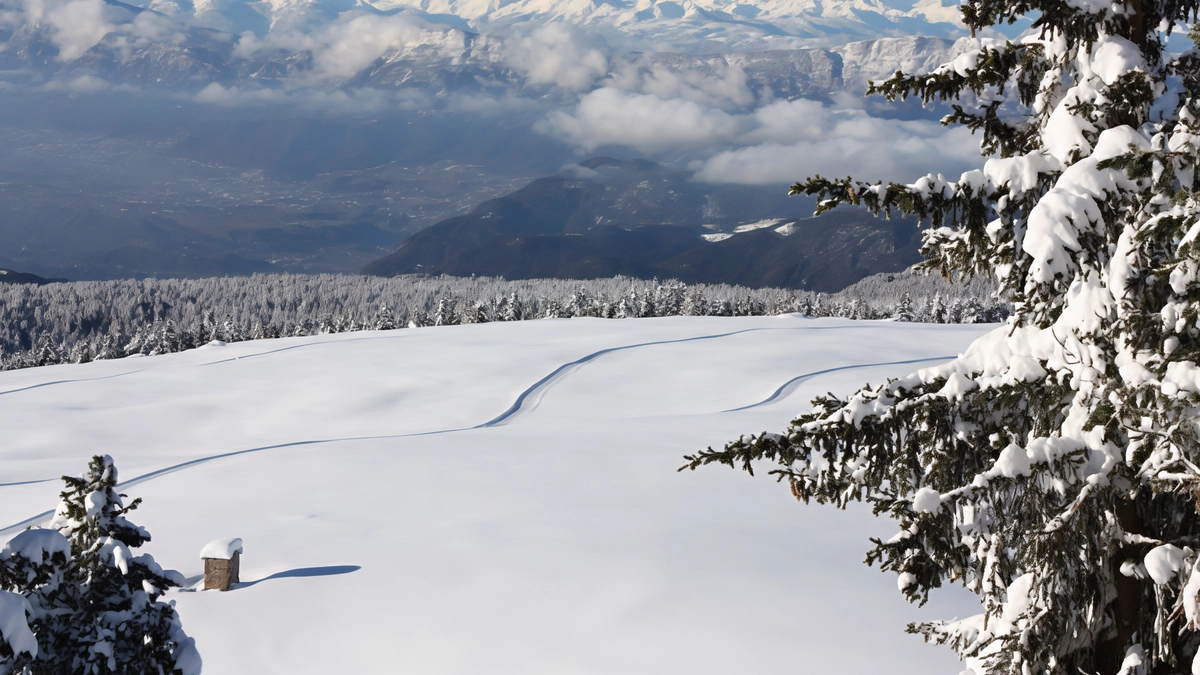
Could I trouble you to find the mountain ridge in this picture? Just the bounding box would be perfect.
[361,157,923,291]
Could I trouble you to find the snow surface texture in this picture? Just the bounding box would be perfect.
[0,316,989,673]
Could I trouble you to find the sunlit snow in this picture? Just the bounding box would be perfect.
[0,315,991,673]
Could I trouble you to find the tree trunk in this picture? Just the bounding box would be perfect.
[1096,498,1143,674]
[1126,0,1147,51]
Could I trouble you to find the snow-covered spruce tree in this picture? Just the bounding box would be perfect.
[44,455,199,674]
[374,304,397,331]
[895,291,916,322]
[683,5,1200,675]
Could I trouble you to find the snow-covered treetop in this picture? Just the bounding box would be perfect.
[49,454,151,556]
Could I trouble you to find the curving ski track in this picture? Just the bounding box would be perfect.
[200,334,408,366]
[721,355,954,412]
[0,369,147,397]
[0,324,956,535]
[473,326,791,427]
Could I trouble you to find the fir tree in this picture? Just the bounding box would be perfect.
[682,289,707,316]
[159,321,180,354]
[658,282,685,317]
[637,289,656,318]
[69,341,92,365]
[93,334,116,362]
[684,6,1200,675]
[433,298,458,326]
[929,292,947,324]
[492,294,510,322]
[42,455,199,674]
[223,319,245,342]
[466,301,489,324]
[962,296,984,324]
[541,299,565,319]
[947,297,965,324]
[615,295,632,319]
[894,292,915,322]
[318,315,338,334]
[32,337,58,368]
[565,288,592,318]
[373,305,397,331]
[199,310,217,344]
[0,457,199,674]
[502,292,521,322]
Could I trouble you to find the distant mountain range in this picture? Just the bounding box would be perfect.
[0,12,966,103]
[0,0,986,95]
[362,157,921,290]
[6,0,971,59]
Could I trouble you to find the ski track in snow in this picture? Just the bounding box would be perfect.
[0,478,57,488]
[475,327,784,427]
[0,369,147,397]
[0,324,959,535]
[721,355,954,412]
[199,335,405,366]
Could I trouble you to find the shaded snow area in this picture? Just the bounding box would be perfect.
[0,315,990,673]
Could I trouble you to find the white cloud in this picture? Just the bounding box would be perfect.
[232,12,447,82]
[540,91,980,184]
[5,0,190,63]
[195,81,262,105]
[606,58,756,109]
[538,88,742,152]
[18,0,115,61]
[192,81,438,113]
[50,73,111,91]
[716,101,980,183]
[694,125,978,185]
[310,14,428,80]
[128,10,187,44]
[503,23,608,92]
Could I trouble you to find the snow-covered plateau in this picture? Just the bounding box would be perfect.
[0,315,991,672]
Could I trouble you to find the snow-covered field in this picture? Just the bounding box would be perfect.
[0,315,992,673]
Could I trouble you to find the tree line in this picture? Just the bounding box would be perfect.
[0,271,1005,371]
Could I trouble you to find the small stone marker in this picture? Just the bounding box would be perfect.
[200,538,243,591]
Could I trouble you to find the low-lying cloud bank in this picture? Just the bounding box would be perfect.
[538,85,978,185]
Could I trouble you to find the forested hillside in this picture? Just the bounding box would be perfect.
[0,270,1002,370]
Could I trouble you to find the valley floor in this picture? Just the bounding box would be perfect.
[0,315,990,673]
